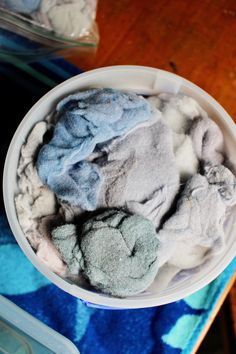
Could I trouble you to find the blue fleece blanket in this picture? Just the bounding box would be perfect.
[0,29,235,354]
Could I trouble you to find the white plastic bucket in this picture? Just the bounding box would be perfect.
[3,66,236,309]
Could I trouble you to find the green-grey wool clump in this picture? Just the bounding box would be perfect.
[52,209,159,297]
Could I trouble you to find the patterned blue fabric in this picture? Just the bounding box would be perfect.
[0,212,235,354]
[0,32,235,354]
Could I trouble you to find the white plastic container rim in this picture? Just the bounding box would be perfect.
[3,66,236,309]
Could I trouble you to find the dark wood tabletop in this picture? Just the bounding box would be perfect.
[70,0,236,121]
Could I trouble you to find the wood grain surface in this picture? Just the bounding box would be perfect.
[69,0,236,121]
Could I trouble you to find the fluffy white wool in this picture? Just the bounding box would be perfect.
[148,94,200,180]
[35,0,96,38]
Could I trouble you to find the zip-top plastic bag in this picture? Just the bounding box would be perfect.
[0,0,99,61]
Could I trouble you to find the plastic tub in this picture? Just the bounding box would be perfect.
[0,295,79,353]
[3,66,236,309]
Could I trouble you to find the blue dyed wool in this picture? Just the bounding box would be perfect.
[4,0,41,14]
[37,88,151,210]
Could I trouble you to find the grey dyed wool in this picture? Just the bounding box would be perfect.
[92,111,180,228]
[52,209,159,297]
[204,164,236,207]
[52,224,82,274]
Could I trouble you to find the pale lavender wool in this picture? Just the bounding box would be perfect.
[14,121,66,275]
[157,164,236,270]
[151,163,236,290]
[190,117,224,165]
[92,111,180,228]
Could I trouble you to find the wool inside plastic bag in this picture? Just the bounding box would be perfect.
[0,0,99,46]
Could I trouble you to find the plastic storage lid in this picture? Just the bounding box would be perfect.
[0,295,79,354]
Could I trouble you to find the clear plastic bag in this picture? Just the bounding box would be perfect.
[0,0,99,61]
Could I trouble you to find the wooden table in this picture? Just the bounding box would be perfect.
[70,0,236,120]
[69,0,236,351]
